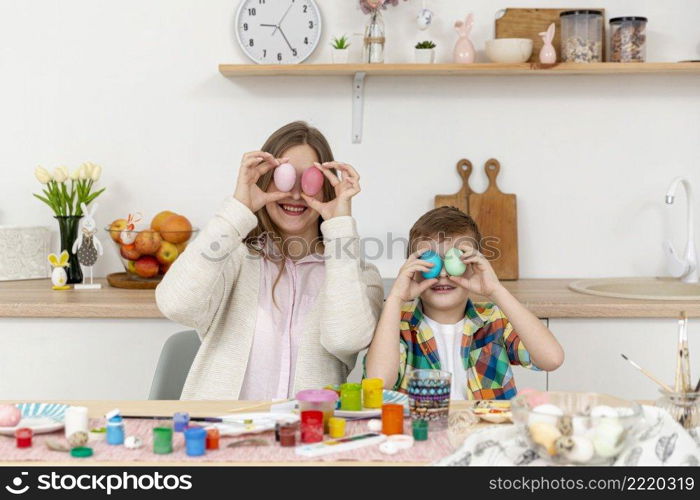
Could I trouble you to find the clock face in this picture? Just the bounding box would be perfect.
[235,0,322,64]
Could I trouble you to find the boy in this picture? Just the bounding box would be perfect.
[366,207,564,399]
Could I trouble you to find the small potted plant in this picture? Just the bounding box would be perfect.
[415,40,437,63]
[331,35,351,64]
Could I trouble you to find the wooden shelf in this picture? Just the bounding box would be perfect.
[219,62,700,77]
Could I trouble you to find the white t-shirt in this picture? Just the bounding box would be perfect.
[423,315,468,400]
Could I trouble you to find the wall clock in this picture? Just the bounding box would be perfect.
[235,0,322,64]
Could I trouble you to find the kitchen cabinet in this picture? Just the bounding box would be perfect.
[547,318,699,401]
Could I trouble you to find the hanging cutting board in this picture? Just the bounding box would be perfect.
[468,159,519,280]
[434,159,473,213]
[495,8,606,63]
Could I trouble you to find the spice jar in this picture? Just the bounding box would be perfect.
[610,17,647,62]
[560,10,604,62]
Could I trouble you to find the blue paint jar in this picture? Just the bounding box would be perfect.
[173,412,190,432]
[184,426,206,457]
[106,415,125,445]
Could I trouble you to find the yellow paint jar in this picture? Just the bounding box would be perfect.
[328,417,346,438]
[362,378,384,409]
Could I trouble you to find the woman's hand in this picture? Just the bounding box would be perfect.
[301,162,360,220]
[388,252,438,303]
[233,151,290,213]
[448,250,504,300]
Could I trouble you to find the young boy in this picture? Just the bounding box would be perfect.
[366,207,564,399]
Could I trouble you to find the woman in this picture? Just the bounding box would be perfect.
[156,121,384,399]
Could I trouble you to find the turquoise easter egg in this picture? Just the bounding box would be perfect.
[444,248,466,276]
[420,251,442,279]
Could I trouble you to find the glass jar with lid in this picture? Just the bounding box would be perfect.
[610,17,647,62]
[560,10,604,62]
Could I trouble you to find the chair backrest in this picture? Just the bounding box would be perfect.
[148,330,201,400]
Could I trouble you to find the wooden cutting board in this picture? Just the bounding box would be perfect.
[495,8,606,63]
[434,159,473,213]
[468,159,519,280]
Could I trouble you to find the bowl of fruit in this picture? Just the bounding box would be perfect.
[105,211,197,288]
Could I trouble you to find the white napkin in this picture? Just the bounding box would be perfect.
[435,406,700,466]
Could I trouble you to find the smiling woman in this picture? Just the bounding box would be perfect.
[155,121,384,400]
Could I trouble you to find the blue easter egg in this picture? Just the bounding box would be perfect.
[420,251,443,279]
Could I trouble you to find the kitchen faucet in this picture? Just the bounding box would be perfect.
[664,177,699,283]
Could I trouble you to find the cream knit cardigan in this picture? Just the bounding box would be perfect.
[155,196,384,400]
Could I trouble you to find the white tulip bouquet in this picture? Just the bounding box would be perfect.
[33,163,106,216]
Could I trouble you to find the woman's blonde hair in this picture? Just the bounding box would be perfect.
[244,121,337,257]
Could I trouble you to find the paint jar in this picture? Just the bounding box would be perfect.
[382,404,404,435]
[15,428,32,448]
[362,378,384,409]
[328,417,346,438]
[64,406,89,439]
[408,369,452,430]
[206,428,220,450]
[184,426,207,456]
[279,422,298,447]
[296,389,338,433]
[300,410,324,443]
[153,427,173,454]
[106,414,125,445]
[173,412,190,432]
[412,419,429,441]
[340,383,363,411]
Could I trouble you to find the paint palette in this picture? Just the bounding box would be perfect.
[0,403,68,436]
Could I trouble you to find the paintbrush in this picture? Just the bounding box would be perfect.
[621,353,675,393]
[674,311,692,393]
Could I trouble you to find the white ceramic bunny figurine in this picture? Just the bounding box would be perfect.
[48,250,70,290]
[454,13,475,64]
[539,23,557,64]
[72,202,103,288]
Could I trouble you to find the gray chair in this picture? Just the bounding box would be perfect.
[149,330,201,400]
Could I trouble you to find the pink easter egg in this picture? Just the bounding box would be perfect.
[273,163,296,192]
[0,404,21,427]
[301,166,324,197]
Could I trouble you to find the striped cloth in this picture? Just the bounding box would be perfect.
[395,299,539,400]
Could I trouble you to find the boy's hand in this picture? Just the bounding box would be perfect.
[448,251,505,300]
[388,251,437,303]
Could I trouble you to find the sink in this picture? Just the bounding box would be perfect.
[569,277,700,301]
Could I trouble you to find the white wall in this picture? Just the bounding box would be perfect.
[1,0,699,280]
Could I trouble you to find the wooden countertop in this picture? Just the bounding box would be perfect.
[0,278,697,319]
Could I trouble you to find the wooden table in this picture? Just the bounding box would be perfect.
[2,278,698,319]
[0,400,478,467]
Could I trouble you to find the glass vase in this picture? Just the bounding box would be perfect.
[657,389,700,430]
[363,9,385,64]
[55,216,83,284]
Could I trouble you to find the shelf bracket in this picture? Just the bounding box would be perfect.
[352,72,366,144]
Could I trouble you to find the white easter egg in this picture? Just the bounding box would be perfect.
[572,416,590,435]
[592,420,625,458]
[591,405,618,418]
[528,404,563,426]
[379,441,399,455]
[367,419,382,432]
[273,163,297,192]
[566,435,595,464]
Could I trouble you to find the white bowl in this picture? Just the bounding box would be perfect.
[485,38,533,63]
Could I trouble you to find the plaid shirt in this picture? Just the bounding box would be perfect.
[393,298,539,400]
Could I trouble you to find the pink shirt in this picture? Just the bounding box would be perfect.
[238,246,325,400]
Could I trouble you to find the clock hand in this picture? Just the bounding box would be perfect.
[272,1,294,35]
[260,23,277,28]
[277,26,294,53]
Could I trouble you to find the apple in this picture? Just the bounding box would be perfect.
[160,262,171,275]
[134,230,162,255]
[109,219,128,243]
[126,260,137,274]
[151,210,176,232]
[156,241,179,265]
[175,241,188,254]
[134,255,159,278]
[120,244,141,261]
[160,215,192,244]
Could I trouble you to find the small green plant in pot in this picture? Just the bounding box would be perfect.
[331,35,351,64]
[415,40,436,63]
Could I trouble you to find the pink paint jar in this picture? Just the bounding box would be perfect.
[296,389,338,433]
